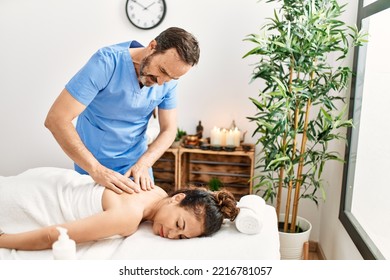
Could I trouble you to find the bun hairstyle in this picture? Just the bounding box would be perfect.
[169,187,240,237]
[212,190,240,221]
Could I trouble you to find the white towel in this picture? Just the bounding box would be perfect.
[235,195,265,234]
[0,167,104,234]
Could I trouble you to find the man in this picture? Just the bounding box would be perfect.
[45,27,200,194]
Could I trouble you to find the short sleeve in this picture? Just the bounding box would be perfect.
[158,81,178,110]
[65,49,115,106]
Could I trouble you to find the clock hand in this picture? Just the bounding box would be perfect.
[131,0,147,10]
[144,2,156,10]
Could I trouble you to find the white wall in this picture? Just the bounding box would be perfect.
[0,0,363,259]
[0,0,268,176]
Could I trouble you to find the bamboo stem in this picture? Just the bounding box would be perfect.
[276,166,284,218]
[284,181,293,232]
[276,131,287,218]
[291,98,311,232]
[284,103,299,232]
[276,127,289,219]
[283,59,296,232]
[290,65,316,232]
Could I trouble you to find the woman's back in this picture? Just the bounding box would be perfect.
[0,167,104,233]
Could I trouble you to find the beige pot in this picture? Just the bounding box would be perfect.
[278,214,312,260]
[170,141,181,148]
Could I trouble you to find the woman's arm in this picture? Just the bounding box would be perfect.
[0,208,142,251]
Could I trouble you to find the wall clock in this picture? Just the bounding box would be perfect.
[125,0,167,30]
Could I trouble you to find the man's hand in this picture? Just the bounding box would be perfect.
[125,163,155,191]
[90,165,141,194]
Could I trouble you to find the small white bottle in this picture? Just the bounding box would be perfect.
[52,226,77,260]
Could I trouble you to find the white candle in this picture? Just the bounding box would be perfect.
[220,128,227,146]
[210,126,221,146]
[233,127,241,147]
[226,129,235,146]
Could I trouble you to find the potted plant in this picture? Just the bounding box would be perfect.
[243,0,366,259]
[208,177,223,191]
[171,128,187,148]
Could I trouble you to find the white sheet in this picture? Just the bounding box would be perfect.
[0,167,280,260]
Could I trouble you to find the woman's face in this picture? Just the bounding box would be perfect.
[152,193,204,239]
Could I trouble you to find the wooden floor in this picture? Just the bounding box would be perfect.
[309,251,320,260]
[307,241,324,260]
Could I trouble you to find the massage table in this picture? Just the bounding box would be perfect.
[0,167,280,260]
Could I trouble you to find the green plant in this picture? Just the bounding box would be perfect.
[243,0,367,232]
[208,177,223,191]
[175,128,187,142]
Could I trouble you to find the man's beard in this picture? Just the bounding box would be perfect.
[139,54,158,87]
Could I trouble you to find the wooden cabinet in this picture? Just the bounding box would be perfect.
[153,146,255,199]
[152,148,178,194]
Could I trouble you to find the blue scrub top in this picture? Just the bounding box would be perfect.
[65,41,178,175]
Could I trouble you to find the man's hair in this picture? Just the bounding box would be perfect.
[154,27,200,66]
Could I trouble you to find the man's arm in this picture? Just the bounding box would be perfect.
[45,89,140,194]
[125,108,177,190]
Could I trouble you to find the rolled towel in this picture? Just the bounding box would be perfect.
[235,195,265,234]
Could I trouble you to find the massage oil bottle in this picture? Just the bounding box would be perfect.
[52,227,76,260]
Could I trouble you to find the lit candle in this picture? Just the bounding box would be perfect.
[226,129,235,146]
[210,126,221,146]
[220,128,227,146]
[233,127,241,147]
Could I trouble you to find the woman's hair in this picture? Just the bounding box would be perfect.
[169,187,240,237]
[154,27,200,66]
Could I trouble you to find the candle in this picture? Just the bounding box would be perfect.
[220,128,227,146]
[233,127,241,147]
[210,126,221,146]
[226,129,235,146]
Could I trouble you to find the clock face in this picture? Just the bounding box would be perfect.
[126,0,167,30]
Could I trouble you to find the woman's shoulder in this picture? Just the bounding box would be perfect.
[131,186,168,207]
[151,185,168,197]
[102,185,167,210]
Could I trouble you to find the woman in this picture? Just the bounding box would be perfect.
[0,167,239,251]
